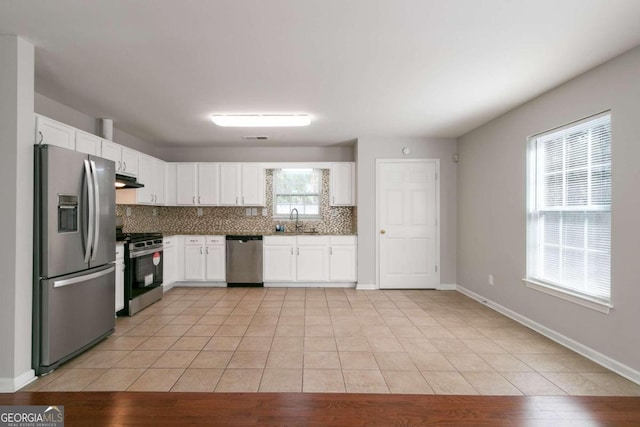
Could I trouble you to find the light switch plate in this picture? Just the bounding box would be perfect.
[197,208,203,216]
[245,208,252,216]
[251,207,258,216]
[262,208,267,216]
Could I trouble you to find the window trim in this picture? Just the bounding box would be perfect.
[272,168,322,220]
[525,111,612,311]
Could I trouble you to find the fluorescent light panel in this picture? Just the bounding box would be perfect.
[211,114,310,127]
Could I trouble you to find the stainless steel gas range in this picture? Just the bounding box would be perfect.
[116,232,164,316]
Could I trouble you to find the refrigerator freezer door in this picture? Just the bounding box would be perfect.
[39,265,116,368]
[88,155,116,267]
[38,145,91,278]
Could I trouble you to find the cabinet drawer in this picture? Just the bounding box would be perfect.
[163,236,176,248]
[296,236,330,246]
[206,236,225,245]
[330,236,357,246]
[264,236,296,246]
[184,236,205,246]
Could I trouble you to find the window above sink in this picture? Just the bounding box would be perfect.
[273,168,322,219]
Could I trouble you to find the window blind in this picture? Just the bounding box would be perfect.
[529,113,611,302]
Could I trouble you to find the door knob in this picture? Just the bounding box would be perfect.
[380,230,386,234]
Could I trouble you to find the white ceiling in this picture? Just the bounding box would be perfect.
[1,0,640,148]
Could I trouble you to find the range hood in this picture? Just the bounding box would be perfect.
[115,174,144,189]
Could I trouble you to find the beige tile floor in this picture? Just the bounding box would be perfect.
[22,288,640,395]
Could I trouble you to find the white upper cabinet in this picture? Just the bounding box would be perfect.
[330,162,356,206]
[219,163,265,206]
[75,130,101,155]
[136,154,166,205]
[101,139,139,177]
[153,158,165,205]
[165,163,177,206]
[176,163,219,206]
[35,115,75,150]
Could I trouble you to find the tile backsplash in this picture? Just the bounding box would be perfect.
[116,169,356,235]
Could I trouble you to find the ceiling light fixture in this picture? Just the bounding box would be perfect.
[211,114,310,127]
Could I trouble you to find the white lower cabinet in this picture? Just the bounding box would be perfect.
[263,237,296,282]
[163,236,178,290]
[115,244,125,312]
[183,236,225,282]
[264,235,356,285]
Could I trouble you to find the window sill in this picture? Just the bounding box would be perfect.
[522,278,612,314]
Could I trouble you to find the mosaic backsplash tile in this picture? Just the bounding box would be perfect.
[116,169,356,235]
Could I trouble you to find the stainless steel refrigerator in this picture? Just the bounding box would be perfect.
[33,144,116,375]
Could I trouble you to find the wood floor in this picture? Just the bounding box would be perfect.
[3,392,640,426]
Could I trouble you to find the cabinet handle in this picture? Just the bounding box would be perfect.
[200,247,203,255]
[193,196,196,204]
[38,131,44,144]
[297,248,300,256]
[333,196,336,204]
[330,247,333,255]
[151,194,154,202]
[290,247,293,255]
[198,196,201,204]
[123,162,127,171]
[236,196,238,204]
[242,196,245,204]
[206,247,209,254]
[117,161,121,171]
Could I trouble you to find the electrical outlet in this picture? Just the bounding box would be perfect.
[152,208,157,216]
[245,208,251,217]
[197,208,203,217]
[262,208,267,216]
[251,207,258,216]
[126,207,131,217]
[488,274,494,286]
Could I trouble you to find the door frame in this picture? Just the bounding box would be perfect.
[375,158,441,289]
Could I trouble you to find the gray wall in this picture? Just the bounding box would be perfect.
[457,45,640,373]
[0,36,34,388]
[34,93,164,159]
[356,137,458,287]
[161,145,354,162]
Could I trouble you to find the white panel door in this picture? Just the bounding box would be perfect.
[297,246,329,282]
[198,163,220,205]
[136,154,154,204]
[101,139,122,172]
[184,245,205,280]
[176,163,197,205]
[378,160,439,289]
[241,163,264,206]
[121,147,139,177]
[264,246,296,282]
[219,163,240,205]
[205,245,225,281]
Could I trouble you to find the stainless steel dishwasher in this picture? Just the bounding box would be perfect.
[226,235,263,286]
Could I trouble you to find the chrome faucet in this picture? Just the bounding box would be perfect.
[289,208,301,232]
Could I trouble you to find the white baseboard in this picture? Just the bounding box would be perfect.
[162,282,175,292]
[174,281,227,288]
[265,282,356,288]
[456,285,640,386]
[437,283,457,290]
[356,283,377,290]
[0,369,36,392]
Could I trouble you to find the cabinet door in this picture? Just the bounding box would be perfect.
[219,163,240,205]
[176,163,197,205]
[184,245,205,280]
[329,246,357,281]
[115,261,125,312]
[296,246,329,282]
[264,246,296,282]
[205,245,226,281]
[198,163,220,205]
[163,245,176,287]
[36,115,75,150]
[241,163,265,206]
[165,163,177,206]
[75,131,101,155]
[136,154,154,204]
[101,139,122,172]
[330,163,355,206]
[121,147,139,177]
[154,159,166,205]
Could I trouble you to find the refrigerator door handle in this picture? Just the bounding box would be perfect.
[53,265,115,288]
[90,160,100,261]
[83,159,95,263]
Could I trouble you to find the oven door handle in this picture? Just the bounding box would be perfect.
[129,247,164,258]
